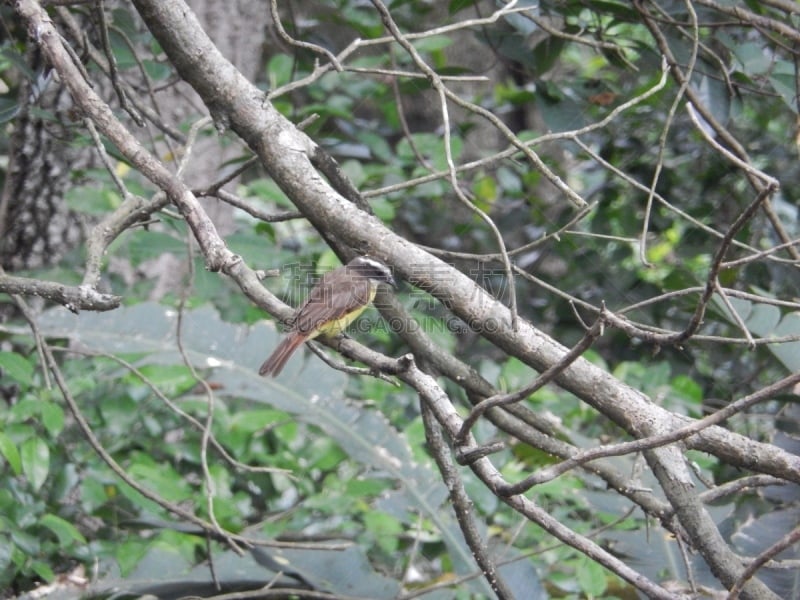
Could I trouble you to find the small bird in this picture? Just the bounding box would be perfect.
[259,256,396,377]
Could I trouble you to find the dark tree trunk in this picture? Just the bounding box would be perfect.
[0,51,85,271]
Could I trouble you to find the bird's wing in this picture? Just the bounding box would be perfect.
[292,272,372,336]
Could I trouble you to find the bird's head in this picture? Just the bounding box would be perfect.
[347,256,396,288]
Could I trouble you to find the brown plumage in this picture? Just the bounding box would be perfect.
[259,256,395,377]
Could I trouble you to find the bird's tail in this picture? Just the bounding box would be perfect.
[259,333,306,377]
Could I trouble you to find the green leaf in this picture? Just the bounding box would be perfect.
[0,351,34,386]
[65,185,121,216]
[30,560,55,583]
[298,101,354,120]
[713,295,800,373]
[115,538,149,577]
[127,459,191,504]
[356,130,393,163]
[340,6,383,38]
[124,230,187,265]
[671,375,702,406]
[0,433,21,475]
[20,437,50,491]
[246,178,292,208]
[576,554,608,596]
[771,312,800,373]
[363,511,403,555]
[143,59,172,82]
[586,0,638,20]
[531,35,567,76]
[695,73,731,127]
[10,396,40,421]
[0,98,20,124]
[39,402,65,438]
[135,364,196,396]
[396,133,463,171]
[0,532,12,572]
[730,41,772,75]
[80,478,115,512]
[345,478,391,497]
[228,408,288,435]
[412,35,452,54]
[472,175,497,211]
[39,514,87,546]
[494,83,537,106]
[371,197,396,223]
[449,0,473,14]
[10,528,40,555]
[267,54,294,89]
[107,29,136,69]
[307,439,346,471]
[768,60,798,113]
[341,160,367,187]
[745,303,781,336]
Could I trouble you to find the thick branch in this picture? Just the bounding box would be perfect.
[0,273,121,312]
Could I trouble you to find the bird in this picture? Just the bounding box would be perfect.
[259,256,396,377]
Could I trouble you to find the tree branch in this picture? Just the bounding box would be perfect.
[0,273,121,312]
[49,1,796,596]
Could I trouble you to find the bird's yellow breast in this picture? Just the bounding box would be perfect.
[308,284,377,340]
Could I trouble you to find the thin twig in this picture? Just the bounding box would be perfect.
[8,290,52,388]
[59,347,290,476]
[728,525,800,599]
[95,0,143,125]
[457,317,604,444]
[421,402,514,598]
[269,0,342,71]
[372,0,520,330]
[639,0,699,267]
[670,184,776,345]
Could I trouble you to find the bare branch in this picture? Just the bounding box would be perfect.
[0,273,121,312]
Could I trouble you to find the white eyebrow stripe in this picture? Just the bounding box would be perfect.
[359,257,387,270]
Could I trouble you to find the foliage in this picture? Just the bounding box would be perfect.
[1,0,799,598]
